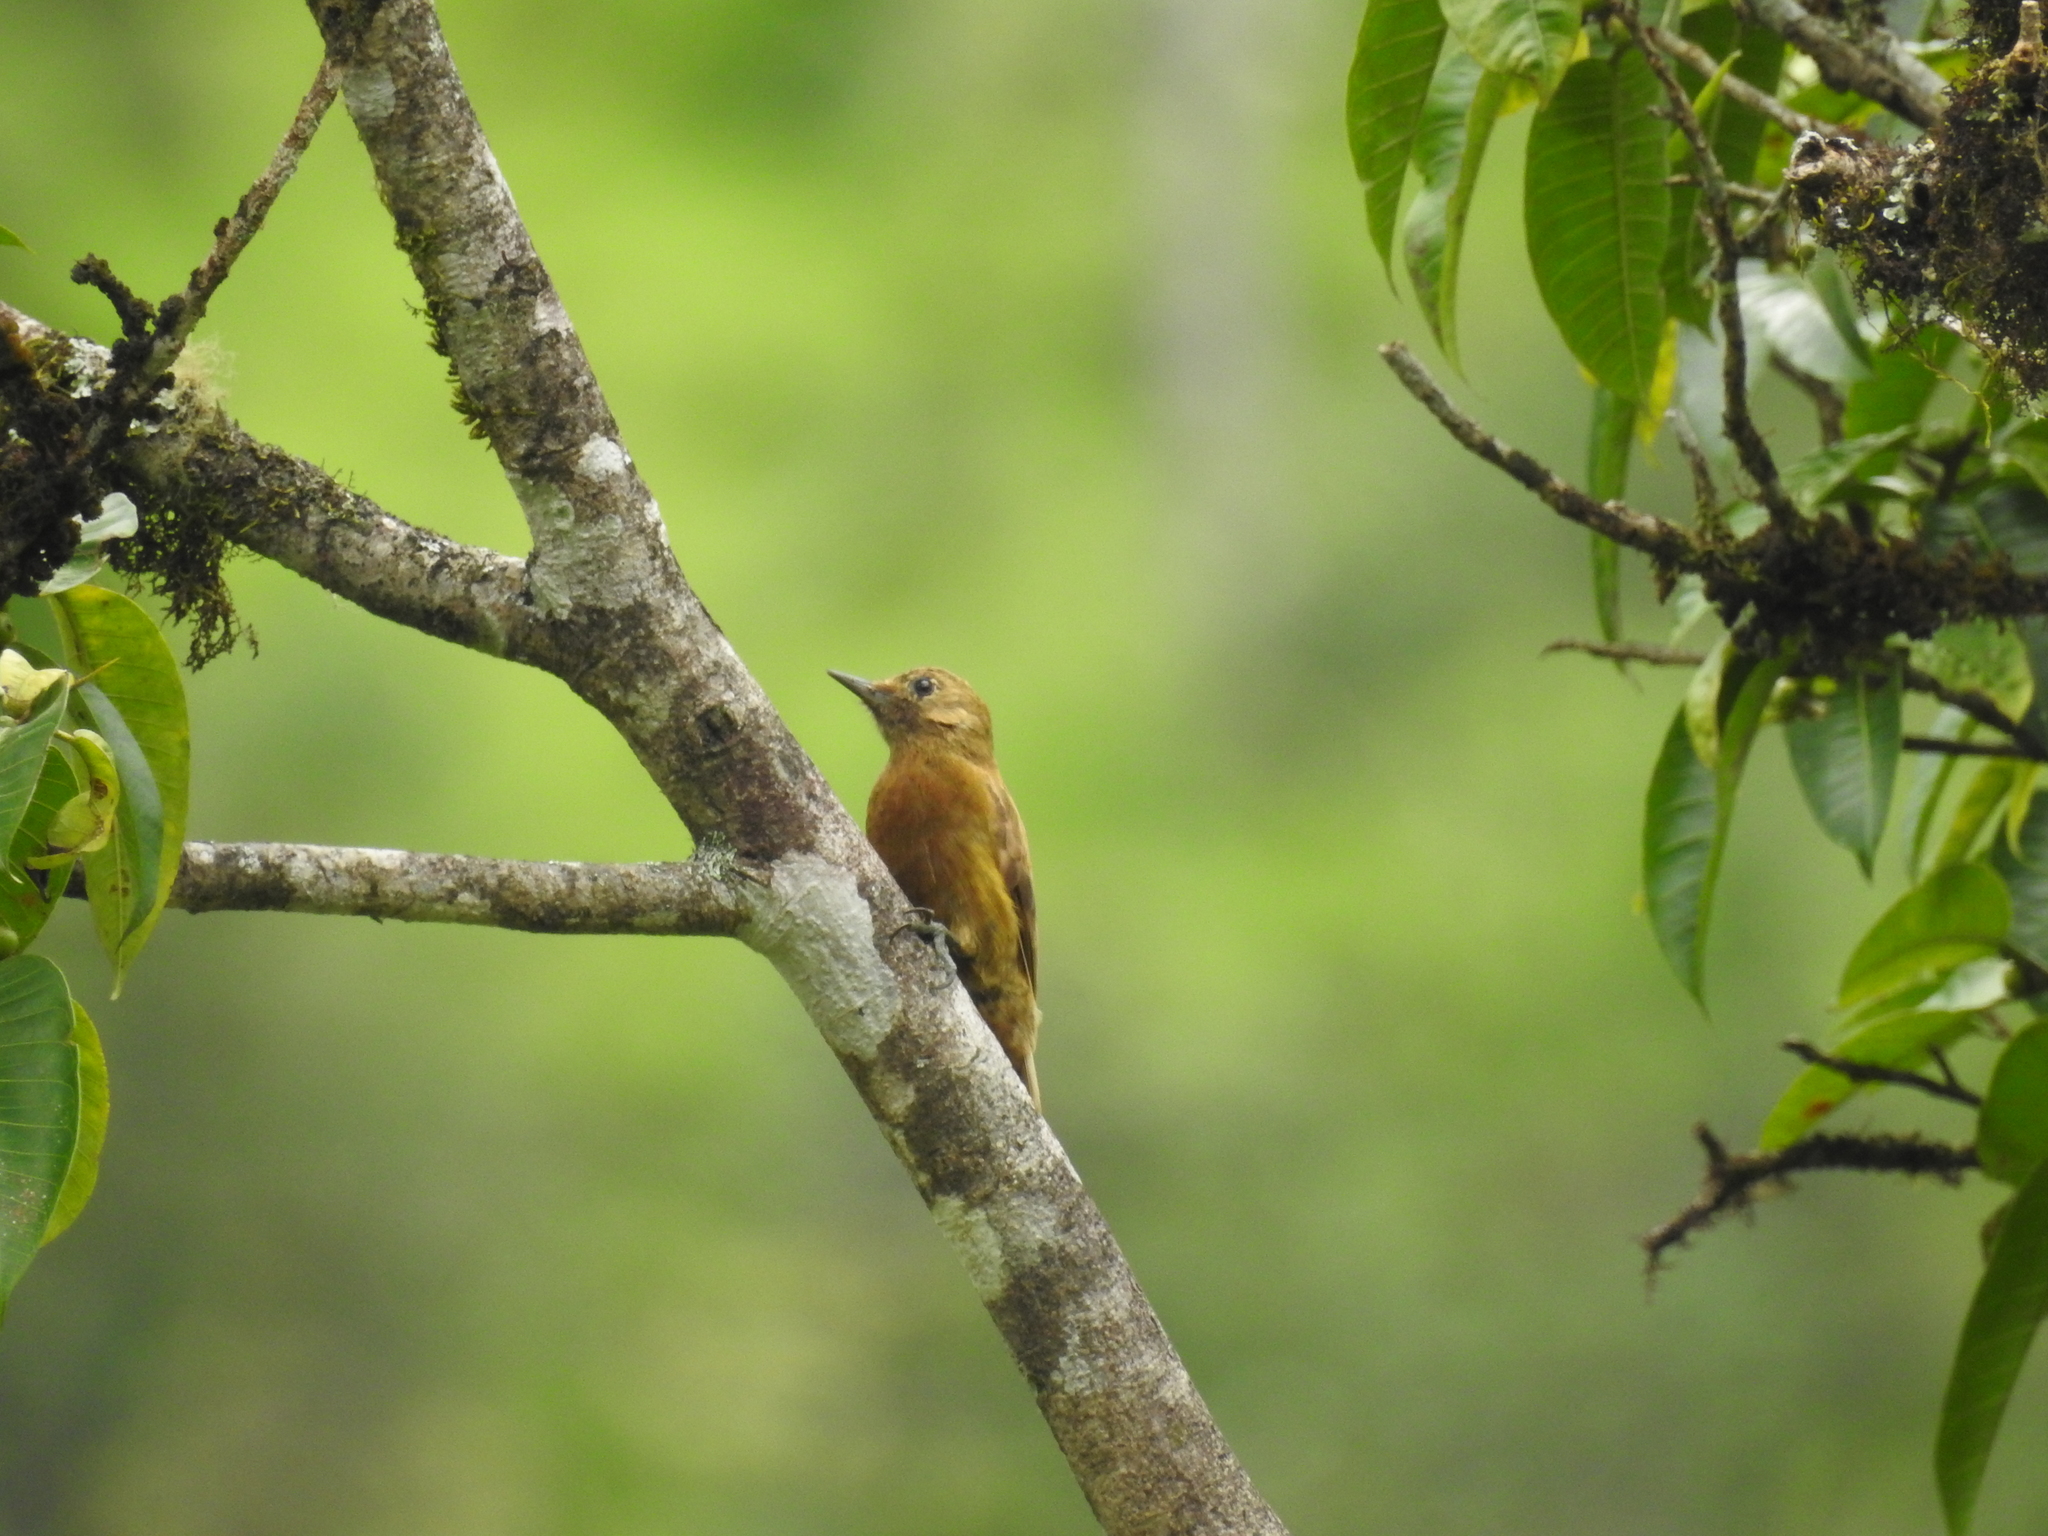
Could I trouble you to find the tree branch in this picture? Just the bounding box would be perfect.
[1645,23,1845,139]
[133,841,752,935]
[1903,668,2048,759]
[1544,638,1704,666]
[1378,343,1696,561]
[1902,734,2048,760]
[142,57,342,387]
[1781,1038,1983,1107]
[242,4,1286,1529]
[1622,5,1799,529]
[1644,1123,1977,1267]
[1739,0,1947,128]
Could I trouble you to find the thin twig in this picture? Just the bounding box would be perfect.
[1669,409,1722,525]
[1545,639,1705,666]
[1903,734,2048,760]
[1781,1039,1983,1107]
[1900,664,2048,757]
[1547,645,2048,760]
[1644,24,1852,139]
[1667,173,1785,207]
[1930,1047,1972,1100]
[1622,6,1800,530]
[1644,1123,1977,1267]
[142,56,341,384]
[1735,181,1798,261]
[1378,343,1695,562]
[1771,355,1846,445]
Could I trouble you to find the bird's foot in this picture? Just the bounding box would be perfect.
[894,908,950,947]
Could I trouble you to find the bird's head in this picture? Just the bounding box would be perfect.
[829,666,994,756]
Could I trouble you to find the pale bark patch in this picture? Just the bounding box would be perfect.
[741,852,899,1060]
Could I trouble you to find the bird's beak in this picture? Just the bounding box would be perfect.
[828,669,882,707]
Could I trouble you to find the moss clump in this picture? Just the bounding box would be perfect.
[0,295,248,666]
[1791,6,2048,395]
[0,321,91,602]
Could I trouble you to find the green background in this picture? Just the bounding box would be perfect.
[0,0,2038,1531]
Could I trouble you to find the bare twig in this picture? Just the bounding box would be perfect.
[1669,410,1722,524]
[1931,1047,1973,1099]
[1771,355,1846,445]
[1664,175,1782,207]
[1545,639,1705,666]
[1378,344,1695,562]
[73,58,339,432]
[1644,24,1852,138]
[142,57,341,383]
[1900,664,2048,757]
[1734,181,1798,261]
[1622,6,1799,529]
[1644,1123,1977,1266]
[1781,1039,1983,1107]
[1902,734,2048,760]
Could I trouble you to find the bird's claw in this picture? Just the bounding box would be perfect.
[895,909,950,947]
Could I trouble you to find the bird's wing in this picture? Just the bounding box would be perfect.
[994,776,1037,990]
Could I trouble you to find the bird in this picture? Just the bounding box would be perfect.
[829,666,1041,1108]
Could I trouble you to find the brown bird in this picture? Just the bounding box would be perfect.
[830,666,1041,1107]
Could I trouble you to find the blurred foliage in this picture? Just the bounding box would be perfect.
[1,0,2044,1533]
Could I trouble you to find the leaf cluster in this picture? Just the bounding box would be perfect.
[0,584,188,1323]
[1351,0,2048,1523]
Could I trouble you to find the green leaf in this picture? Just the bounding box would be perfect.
[1739,261,1871,386]
[1785,661,1901,876]
[0,679,69,865]
[1981,1021,2048,1186]
[1643,648,1787,1002]
[1807,253,1875,374]
[1844,325,1957,437]
[1525,51,1671,403]
[40,1003,104,1246]
[1838,861,2010,1010]
[0,953,80,1310]
[1759,1007,1976,1150]
[1645,706,1719,1001]
[1684,637,1732,768]
[1925,485,2048,580]
[0,760,78,959]
[1778,426,1913,512]
[1938,1153,2048,1534]
[1349,0,1450,274]
[1999,421,2048,504]
[1911,621,2034,725]
[1404,57,1512,366]
[1440,0,1581,96]
[1906,708,1971,881]
[52,587,189,993]
[1995,786,2048,970]
[1937,759,2020,871]
[0,225,27,252]
[1586,385,1633,642]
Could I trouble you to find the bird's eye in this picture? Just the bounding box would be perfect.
[911,676,937,698]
